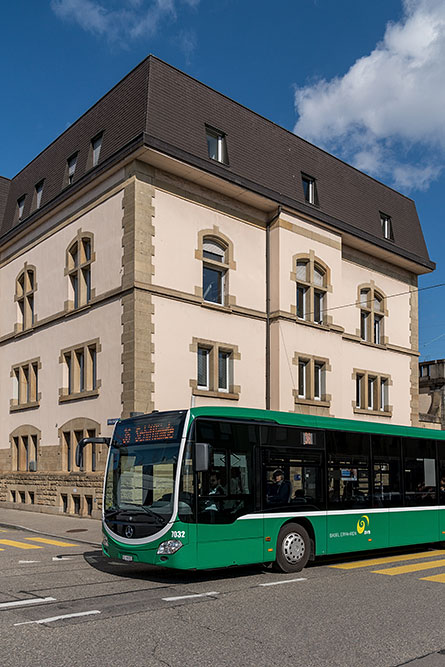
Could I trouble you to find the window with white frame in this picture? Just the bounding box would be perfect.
[17,195,26,221]
[355,370,390,414]
[295,355,327,403]
[380,213,394,241]
[16,266,36,331]
[10,359,40,410]
[192,338,238,398]
[359,286,385,344]
[202,237,228,305]
[206,126,229,164]
[34,180,44,210]
[66,234,94,309]
[60,340,99,401]
[66,153,78,185]
[301,174,318,205]
[296,258,327,324]
[91,133,103,167]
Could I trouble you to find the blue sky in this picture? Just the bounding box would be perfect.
[1,0,444,360]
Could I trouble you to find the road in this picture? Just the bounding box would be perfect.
[1,526,445,667]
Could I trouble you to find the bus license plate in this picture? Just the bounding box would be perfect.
[122,554,133,562]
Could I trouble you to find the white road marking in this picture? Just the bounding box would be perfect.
[18,560,40,564]
[162,591,220,602]
[14,610,101,625]
[0,597,55,609]
[258,578,307,587]
[52,556,74,561]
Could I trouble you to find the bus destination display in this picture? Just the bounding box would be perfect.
[113,412,185,446]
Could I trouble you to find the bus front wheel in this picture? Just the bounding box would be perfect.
[275,523,310,573]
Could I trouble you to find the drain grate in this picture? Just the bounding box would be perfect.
[65,529,88,533]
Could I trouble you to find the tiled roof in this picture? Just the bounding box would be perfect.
[0,55,434,270]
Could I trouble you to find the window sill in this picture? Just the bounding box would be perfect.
[10,401,40,413]
[192,388,239,400]
[294,397,330,408]
[296,317,329,331]
[353,407,392,418]
[201,300,232,313]
[59,389,99,403]
[359,339,387,350]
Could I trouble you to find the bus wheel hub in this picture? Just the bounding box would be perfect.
[283,532,305,563]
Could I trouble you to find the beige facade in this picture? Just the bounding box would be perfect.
[0,58,434,516]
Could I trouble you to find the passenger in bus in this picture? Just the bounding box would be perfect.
[267,469,291,506]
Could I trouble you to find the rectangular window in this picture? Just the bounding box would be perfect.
[60,341,99,400]
[381,213,394,240]
[17,195,26,220]
[314,362,324,400]
[356,374,363,409]
[11,360,39,409]
[296,285,308,319]
[302,175,317,204]
[91,133,103,166]
[67,153,78,185]
[368,376,376,410]
[218,350,231,392]
[206,127,228,164]
[35,180,44,209]
[355,370,390,414]
[374,315,382,344]
[298,360,308,398]
[203,265,224,304]
[361,311,369,340]
[314,290,324,324]
[197,347,209,389]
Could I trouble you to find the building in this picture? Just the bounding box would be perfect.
[419,360,445,429]
[0,56,435,517]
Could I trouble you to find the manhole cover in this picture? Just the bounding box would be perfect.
[66,529,88,533]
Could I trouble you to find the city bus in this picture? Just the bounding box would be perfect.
[76,407,445,572]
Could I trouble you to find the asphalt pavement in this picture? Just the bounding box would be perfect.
[0,507,102,546]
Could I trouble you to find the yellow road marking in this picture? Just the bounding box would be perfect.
[372,558,445,575]
[0,540,42,550]
[330,550,445,569]
[420,573,445,583]
[24,537,79,547]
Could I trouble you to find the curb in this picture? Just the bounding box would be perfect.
[0,522,102,548]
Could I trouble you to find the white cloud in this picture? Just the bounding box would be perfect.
[294,0,445,191]
[51,0,199,47]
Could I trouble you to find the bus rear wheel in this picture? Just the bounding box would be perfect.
[275,523,310,573]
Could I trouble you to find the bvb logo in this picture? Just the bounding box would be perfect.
[357,515,370,534]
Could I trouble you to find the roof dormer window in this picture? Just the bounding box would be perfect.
[302,174,318,205]
[17,195,26,221]
[380,213,394,241]
[91,133,103,167]
[206,126,228,164]
[34,180,44,210]
[67,153,78,186]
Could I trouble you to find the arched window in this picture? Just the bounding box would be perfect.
[295,258,328,324]
[15,265,36,331]
[58,418,101,473]
[65,232,95,310]
[359,286,385,344]
[10,425,41,472]
[202,237,228,305]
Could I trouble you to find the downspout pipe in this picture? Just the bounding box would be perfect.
[266,205,281,411]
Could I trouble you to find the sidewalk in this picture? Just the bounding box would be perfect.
[0,507,102,547]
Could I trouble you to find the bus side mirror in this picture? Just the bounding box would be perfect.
[194,442,210,472]
[75,437,110,469]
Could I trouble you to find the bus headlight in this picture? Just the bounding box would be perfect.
[157,539,183,555]
[102,534,109,548]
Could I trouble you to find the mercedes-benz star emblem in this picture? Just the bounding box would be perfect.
[124,525,134,538]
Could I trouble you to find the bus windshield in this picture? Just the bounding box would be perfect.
[104,411,186,530]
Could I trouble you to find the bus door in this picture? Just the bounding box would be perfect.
[194,420,263,569]
[261,446,326,557]
[440,449,445,541]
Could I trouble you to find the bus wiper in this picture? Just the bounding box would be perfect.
[121,503,166,524]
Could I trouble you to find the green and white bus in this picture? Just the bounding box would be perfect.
[77,407,445,572]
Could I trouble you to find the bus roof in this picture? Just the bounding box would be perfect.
[189,406,445,441]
